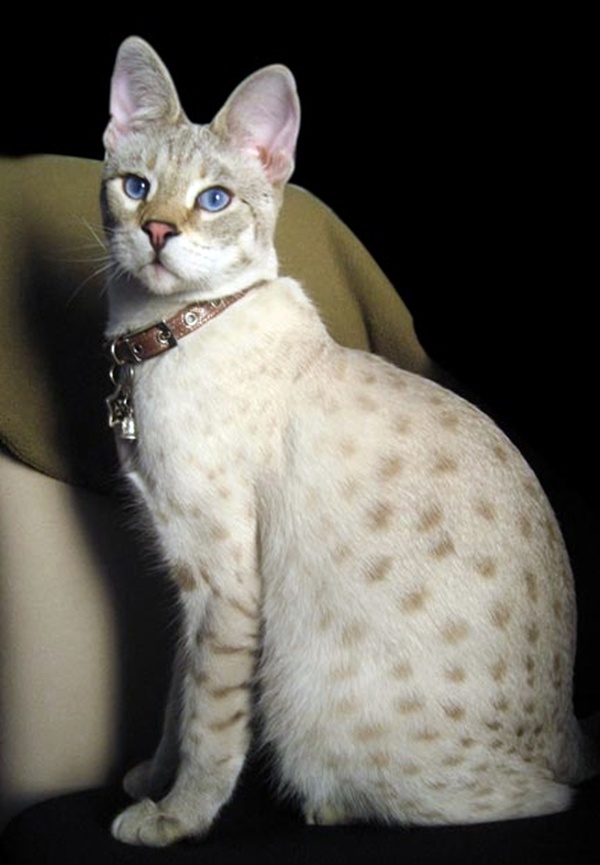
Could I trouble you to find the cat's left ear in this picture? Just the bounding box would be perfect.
[104,37,183,152]
[212,65,300,186]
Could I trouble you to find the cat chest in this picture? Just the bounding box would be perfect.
[128,348,284,489]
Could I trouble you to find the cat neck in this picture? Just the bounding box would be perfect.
[105,264,277,338]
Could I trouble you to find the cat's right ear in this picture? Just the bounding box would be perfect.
[211,65,300,186]
[103,37,183,152]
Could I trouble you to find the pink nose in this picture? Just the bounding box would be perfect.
[142,221,179,252]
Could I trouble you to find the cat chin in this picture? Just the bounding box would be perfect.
[139,261,183,296]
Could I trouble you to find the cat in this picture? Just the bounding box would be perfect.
[102,36,597,847]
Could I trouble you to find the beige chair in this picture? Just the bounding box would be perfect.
[0,154,438,829]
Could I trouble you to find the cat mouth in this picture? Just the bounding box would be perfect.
[140,258,180,293]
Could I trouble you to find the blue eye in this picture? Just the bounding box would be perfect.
[196,187,231,212]
[123,175,150,200]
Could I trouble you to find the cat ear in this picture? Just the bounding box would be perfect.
[104,37,183,151]
[211,65,300,186]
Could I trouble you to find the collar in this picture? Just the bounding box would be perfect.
[107,284,258,366]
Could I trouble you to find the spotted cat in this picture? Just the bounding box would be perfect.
[102,37,597,847]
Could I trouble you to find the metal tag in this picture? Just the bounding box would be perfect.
[106,365,137,441]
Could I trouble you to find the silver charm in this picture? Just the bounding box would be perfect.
[106,364,137,441]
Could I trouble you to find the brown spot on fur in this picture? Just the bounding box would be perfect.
[367,501,395,531]
[524,570,539,603]
[490,602,511,630]
[445,666,467,683]
[525,623,540,645]
[333,544,352,563]
[519,515,533,539]
[354,723,387,742]
[439,410,460,429]
[210,522,231,543]
[490,658,508,682]
[400,761,421,776]
[395,697,425,714]
[172,564,197,592]
[371,752,391,769]
[416,503,444,533]
[474,499,497,521]
[208,681,251,699]
[357,392,378,412]
[546,517,560,547]
[341,620,367,646]
[413,728,440,743]
[367,556,394,582]
[492,444,509,463]
[393,414,412,435]
[329,661,358,682]
[340,438,358,458]
[431,534,456,559]
[317,608,334,632]
[433,453,459,474]
[443,703,467,721]
[442,620,471,644]
[335,696,360,716]
[378,454,404,481]
[208,710,248,733]
[460,737,476,749]
[492,696,510,712]
[442,754,466,767]
[401,588,430,614]
[474,556,497,578]
[392,661,413,680]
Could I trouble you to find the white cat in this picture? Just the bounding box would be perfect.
[102,37,597,847]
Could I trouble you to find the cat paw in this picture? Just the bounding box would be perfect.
[304,802,351,826]
[111,799,197,847]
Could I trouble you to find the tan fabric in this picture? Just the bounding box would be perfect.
[0,155,432,491]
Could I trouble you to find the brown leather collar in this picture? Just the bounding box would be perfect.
[108,286,257,366]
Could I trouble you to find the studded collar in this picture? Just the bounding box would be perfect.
[107,285,258,366]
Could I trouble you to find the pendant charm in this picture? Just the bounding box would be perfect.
[106,364,137,441]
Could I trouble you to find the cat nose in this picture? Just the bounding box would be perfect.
[142,220,179,252]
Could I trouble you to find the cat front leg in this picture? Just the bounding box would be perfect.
[112,563,260,847]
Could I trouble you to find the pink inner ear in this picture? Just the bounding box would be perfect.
[110,72,138,134]
[226,72,300,185]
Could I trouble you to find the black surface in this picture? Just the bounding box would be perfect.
[2,776,600,865]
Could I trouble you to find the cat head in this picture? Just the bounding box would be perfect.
[102,37,300,302]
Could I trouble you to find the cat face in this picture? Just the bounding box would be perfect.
[102,38,300,299]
